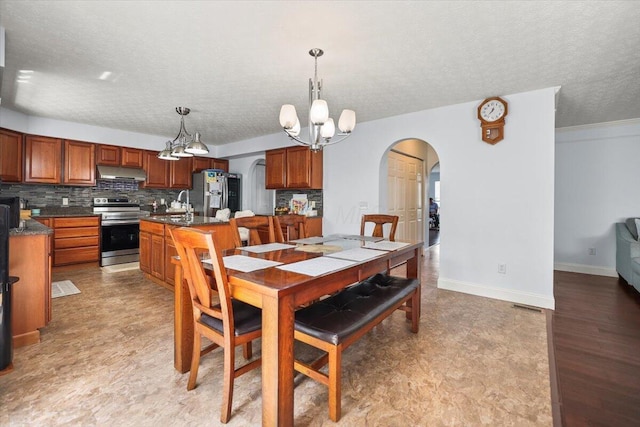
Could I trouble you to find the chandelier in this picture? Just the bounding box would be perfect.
[158,107,209,161]
[279,48,356,152]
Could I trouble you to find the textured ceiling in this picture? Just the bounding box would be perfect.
[1,1,639,147]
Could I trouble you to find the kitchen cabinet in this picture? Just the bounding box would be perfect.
[212,158,229,172]
[63,140,96,186]
[266,146,322,189]
[0,128,23,182]
[24,135,63,184]
[306,217,322,237]
[142,150,170,188]
[9,231,52,347]
[170,157,193,188]
[139,220,165,281]
[52,216,100,266]
[139,218,235,290]
[96,145,144,168]
[192,157,229,173]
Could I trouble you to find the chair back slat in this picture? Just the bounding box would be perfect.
[273,214,307,242]
[170,227,235,335]
[360,214,399,241]
[230,216,276,247]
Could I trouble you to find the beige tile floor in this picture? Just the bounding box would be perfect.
[0,246,551,426]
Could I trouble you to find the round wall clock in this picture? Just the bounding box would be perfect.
[477,97,508,144]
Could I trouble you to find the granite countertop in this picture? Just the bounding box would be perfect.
[9,219,54,236]
[30,207,98,218]
[142,215,228,227]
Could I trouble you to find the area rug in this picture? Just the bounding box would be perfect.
[52,280,81,299]
[101,262,140,273]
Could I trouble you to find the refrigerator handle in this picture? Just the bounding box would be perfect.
[223,177,229,209]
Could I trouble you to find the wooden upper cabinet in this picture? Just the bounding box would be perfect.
[212,158,229,172]
[121,147,144,168]
[192,157,229,173]
[266,146,322,189]
[63,140,96,186]
[286,146,322,189]
[24,135,63,184]
[142,150,169,188]
[96,144,120,166]
[96,145,144,168]
[192,157,213,173]
[170,157,193,188]
[0,128,24,182]
[265,148,287,189]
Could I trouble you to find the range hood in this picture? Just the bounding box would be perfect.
[96,165,146,182]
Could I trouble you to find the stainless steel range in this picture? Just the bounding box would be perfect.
[93,197,150,266]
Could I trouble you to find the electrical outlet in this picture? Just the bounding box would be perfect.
[588,248,596,255]
[311,201,316,208]
[498,264,507,274]
[62,197,69,206]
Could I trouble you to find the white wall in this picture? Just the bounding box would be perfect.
[1,87,558,309]
[554,119,640,276]
[320,87,557,309]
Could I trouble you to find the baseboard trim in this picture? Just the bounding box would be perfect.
[438,277,555,310]
[553,262,617,278]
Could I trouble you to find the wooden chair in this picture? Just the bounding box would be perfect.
[169,227,262,424]
[229,215,277,247]
[273,214,308,242]
[360,214,399,241]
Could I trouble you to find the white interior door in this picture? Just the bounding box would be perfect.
[388,150,423,241]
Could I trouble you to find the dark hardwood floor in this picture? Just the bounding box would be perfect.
[551,271,640,426]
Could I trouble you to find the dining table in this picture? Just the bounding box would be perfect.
[172,235,423,426]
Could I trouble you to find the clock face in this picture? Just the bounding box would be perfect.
[480,99,506,122]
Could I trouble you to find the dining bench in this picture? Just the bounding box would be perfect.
[293,273,421,422]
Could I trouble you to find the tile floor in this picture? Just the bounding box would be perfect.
[0,246,551,426]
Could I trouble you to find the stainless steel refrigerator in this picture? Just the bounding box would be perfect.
[192,170,242,217]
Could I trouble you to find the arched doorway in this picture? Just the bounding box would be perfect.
[384,138,439,246]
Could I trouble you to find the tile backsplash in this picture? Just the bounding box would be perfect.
[275,189,323,216]
[0,181,180,209]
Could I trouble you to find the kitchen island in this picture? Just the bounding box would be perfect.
[139,216,235,290]
[9,220,53,347]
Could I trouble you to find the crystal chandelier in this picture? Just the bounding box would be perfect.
[279,48,356,152]
[158,107,209,161]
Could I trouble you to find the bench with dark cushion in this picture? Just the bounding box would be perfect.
[294,273,420,422]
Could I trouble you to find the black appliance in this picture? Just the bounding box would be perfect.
[92,197,149,266]
[0,197,20,229]
[0,205,19,371]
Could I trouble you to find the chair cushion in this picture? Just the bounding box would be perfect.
[200,299,262,336]
[295,274,419,345]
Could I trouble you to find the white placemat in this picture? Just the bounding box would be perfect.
[276,257,356,277]
[206,255,283,273]
[362,240,411,251]
[325,247,383,262]
[239,243,296,253]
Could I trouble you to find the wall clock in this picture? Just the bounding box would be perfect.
[477,97,508,144]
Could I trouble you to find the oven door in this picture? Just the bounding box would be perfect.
[100,222,140,266]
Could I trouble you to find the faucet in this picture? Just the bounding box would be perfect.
[177,190,191,221]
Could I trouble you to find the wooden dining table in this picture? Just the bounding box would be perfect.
[172,236,423,426]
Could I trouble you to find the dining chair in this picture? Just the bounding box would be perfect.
[169,227,262,424]
[229,215,277,248]
[273,214,308,242]
[360,214,399,241]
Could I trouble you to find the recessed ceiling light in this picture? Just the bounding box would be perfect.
[99,71,112,80]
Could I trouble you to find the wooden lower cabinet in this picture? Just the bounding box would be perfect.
[9,232,52,347]
[306,217,322,237]
[139,219,235,290]
[52,217,100,267]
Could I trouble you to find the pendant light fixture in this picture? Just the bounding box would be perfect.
[279,48,356,152]
[158,107,209,160]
